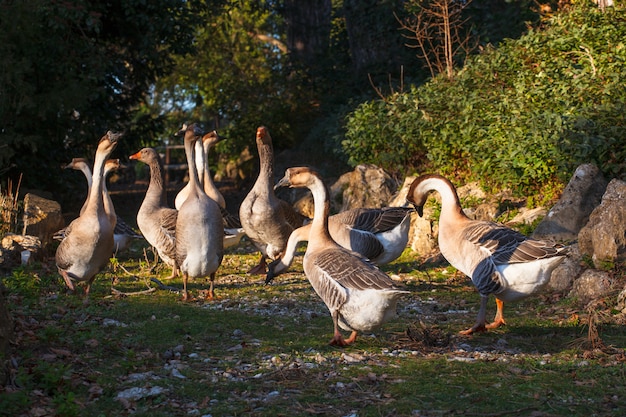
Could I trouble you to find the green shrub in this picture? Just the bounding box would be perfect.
[343,4,626,196]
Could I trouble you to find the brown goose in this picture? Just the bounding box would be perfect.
[407,174,569,335]
[239,126,307,274]
[129,147,179,278]
[266,206,414,283]
[175,124,224,301]
[275,167,409,346]
[55,131,121,296]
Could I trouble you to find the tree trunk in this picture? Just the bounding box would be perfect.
[0,283,13,386]
[343,0,408,75]
[284,0,332,67]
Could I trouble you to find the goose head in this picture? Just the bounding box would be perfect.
[130,147,166,165]
[275,166,319,190]
[256,126,272,146]
[407,174,453,217]
[63,157,90,171]
[202,130,224,148]
[97,130,122,155]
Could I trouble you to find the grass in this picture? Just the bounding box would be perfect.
[1,238,625,417]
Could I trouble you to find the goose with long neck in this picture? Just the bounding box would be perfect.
[239,126,307,274]
[174,137,206,210]
[175,123,224,301]
[129,147,179,278]
[266,206,414,283]
[275,167,409,346]
[407,174,569,335]
[55,131,121,296]
[57,158,142,252]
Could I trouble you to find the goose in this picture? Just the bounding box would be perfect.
[129,147,179,278]
[275,166,409,346]
[175,130,243,245]
[55,131,121,296]
[406,174,569,335]
[175,123,224,301]
[56,158,143,252]
[266,206,414,283]
[239,126,308,274]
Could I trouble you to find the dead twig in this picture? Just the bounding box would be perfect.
[110,287,156,297]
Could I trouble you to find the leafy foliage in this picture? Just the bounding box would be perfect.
[0,0,206,198]
[343,4,626,197]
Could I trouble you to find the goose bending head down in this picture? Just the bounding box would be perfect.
[129,147,179,279]
[239,126,307,274]
[407,174,569,335]
[275,166,409,346]
[55,131,122,296]
[175,123,224,301]
[266,206,414,283]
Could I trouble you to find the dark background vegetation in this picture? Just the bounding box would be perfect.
[1,0,624,211]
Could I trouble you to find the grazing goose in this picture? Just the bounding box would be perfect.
[129,147,179,278]
[55,131,122,296]
[266,206,414,283]
[175,123,224,301]
[56,158,142,252]
[239,126,308,274]
[407,174,569,335]
[276,167,409,346]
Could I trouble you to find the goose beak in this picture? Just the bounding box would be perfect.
[274,174,291,190]
[129,151,141,160]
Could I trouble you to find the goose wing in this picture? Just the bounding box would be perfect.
[313,249,397,291]
[464,222,564,264]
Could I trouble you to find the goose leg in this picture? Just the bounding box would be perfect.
[486,298,506,329]
[182,273,191,301]
[459,294,489,335]
[205,273,216,300]
[329,311,357,346]
[247,255,267,275]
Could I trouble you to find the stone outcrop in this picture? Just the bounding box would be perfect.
[577,178,626,268]
[532,164,608,241]
[22,193,64,253]
[329,164,398,212]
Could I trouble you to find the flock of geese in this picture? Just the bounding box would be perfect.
[53,125,569,344]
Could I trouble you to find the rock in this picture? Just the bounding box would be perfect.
[532,164,607,241]
[577,178,626,268]
[568,269,613,306]
[548,244,583,292]
[22,193,65,252]
[0,233,41,269]
[329,164,397,212]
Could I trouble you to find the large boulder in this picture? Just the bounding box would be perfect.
[532,164,607,241]
[577,179,626,268]
[329,164,397,212]
[568,269,613,306]
[22,193,64,253]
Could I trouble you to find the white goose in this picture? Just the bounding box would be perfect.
[129,147,179,278]
[175,124,224,301]
[55,131,121,296]
[266,206,413,283]
[407,174,569,335]
[276,166,409,346]
[175,130,243,247]
[239,126,307,274]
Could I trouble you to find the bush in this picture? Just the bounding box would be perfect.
[343,4,626,198]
